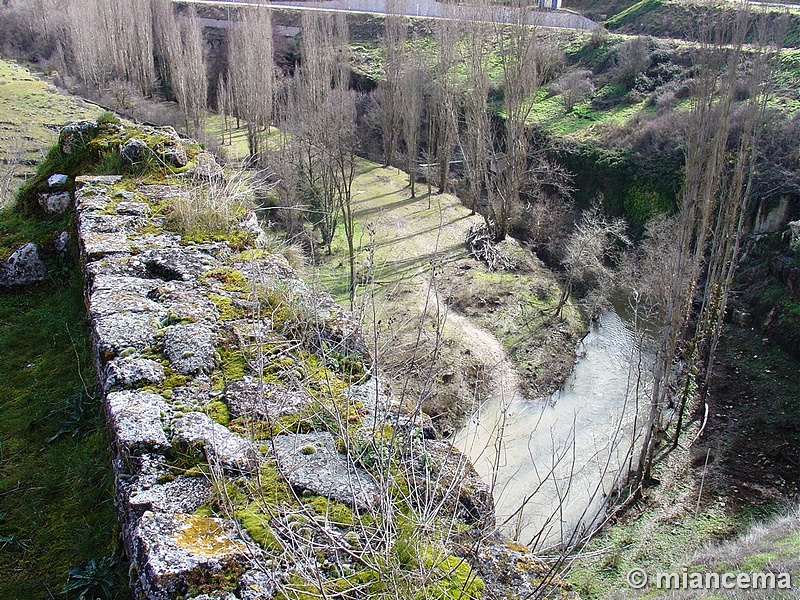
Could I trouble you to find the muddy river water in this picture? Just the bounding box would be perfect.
[454,310,655,549]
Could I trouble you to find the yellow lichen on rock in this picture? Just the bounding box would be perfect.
[174,514,245,557]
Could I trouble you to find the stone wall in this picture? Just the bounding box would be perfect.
[64,121,578,600]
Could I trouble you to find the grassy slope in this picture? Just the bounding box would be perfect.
[0,58,129,600]
[603,0,800,47]
[300,161,584,434]
[0,60,96,207]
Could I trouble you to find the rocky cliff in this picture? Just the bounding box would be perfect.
[28,119,578,600]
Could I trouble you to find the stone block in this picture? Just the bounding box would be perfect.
[271,432,378,511]
[173,412,262,474]
[162,323,217,375]
[0,243,47,287]
[133,512,256,600]
[107,390,170,456]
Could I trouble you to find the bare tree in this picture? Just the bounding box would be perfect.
[555,202,629,318]
[275,11,358,302]
[154,4,207,136]
[553,68,594,112]
[398,52,426,198]
[635,10,777,484]
[228,6,275,160]
[432,17,460,194]
[460,18,491,214]
[378,13,407,168]
[216,74,232,147]
[67,0,155,92]
[330,88,360,308]
[178,8,208,136]
[279,12,348,254]
[488,8,560,240]
[151,0,180,97]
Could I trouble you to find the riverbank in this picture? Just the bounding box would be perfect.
[565,322,800,598]
[307,162,587,437]
[456,309,654,550]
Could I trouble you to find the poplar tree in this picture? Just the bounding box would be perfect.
[228,7,275,160]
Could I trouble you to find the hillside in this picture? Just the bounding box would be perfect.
[1,0,799,597]
[0,59,130,600]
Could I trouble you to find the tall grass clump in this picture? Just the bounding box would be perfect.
[166,166,254,238]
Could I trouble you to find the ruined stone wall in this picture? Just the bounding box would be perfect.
[65,121,578,600]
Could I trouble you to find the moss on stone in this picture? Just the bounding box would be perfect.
[237,507,282,551]
[193,504,215,518]
[420,552,485,600]
[301,496,355,526]
[211,346,249,390]
[161,368,192,392]
[175,515,244,556]
[202,267,251,293]
[205,399,231,426]
[232,248,270,261]
[235,460,300,552]
[208,293,247,321]
[180,228,252,249]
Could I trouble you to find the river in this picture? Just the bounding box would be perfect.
[453,309,654,549]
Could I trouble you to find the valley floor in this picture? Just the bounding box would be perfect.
[306,162,586,435]
[2,55,799,600]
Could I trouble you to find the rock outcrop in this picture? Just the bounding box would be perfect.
[55,121,578,600]
[0,242,47,287]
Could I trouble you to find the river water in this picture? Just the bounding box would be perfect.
[453,310,654,549]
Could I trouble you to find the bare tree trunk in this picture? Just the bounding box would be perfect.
[636,8,775,484]
[398,49,425,198]
[460,15,491,216]
[487,3,556,241]
[229,6,275,160]
[433,17,459,195]
[379,13,406,168]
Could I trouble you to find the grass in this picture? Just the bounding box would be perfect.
[565,485,765,599]
[205,113,257,163]
[165,168,254,241]
[302,158,585,434]
[528,88,652,138]
[567,504,800,599]
[0,56,128,600]
[0,59,97,207]
[602,0,800,47]
[0,208,129,600]
[604,0,662,29]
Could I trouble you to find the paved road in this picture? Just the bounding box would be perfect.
[185,0,597,31]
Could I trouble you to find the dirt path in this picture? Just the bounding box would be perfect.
[428,280,525,410]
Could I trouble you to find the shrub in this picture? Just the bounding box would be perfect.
[61,556,118,600]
